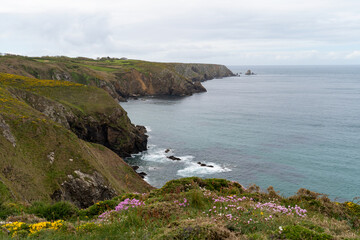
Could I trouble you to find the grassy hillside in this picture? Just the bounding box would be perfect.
[0,73,148,157]
[0,55,234,101]
[0,73,152,207]
[0,177,358,239]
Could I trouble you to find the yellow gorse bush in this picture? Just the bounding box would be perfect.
[29,220,64,235]
[0,72,82,88]
[2,221,25,232]
[1,220,64,237]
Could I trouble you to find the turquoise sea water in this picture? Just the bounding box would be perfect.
[121,65,360,201]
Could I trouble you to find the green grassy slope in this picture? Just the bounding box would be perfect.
[0,55,234,100]
[0,73,152,207]
[0,73,148,157]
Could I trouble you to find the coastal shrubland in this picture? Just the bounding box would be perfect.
[0,55,234,101]
[0,73,152,208]
[0,177,358,239]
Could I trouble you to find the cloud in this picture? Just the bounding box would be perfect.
[346,51,360,59]
[0,0,360,64]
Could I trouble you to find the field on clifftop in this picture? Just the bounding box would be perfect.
[0,55,233,101]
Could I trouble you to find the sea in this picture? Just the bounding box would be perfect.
[121,65,360,202]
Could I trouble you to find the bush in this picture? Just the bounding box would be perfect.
[185,189,208,209]
[27,201,78,220]
[278,225,333,240]
[0,202,24,219]
[81,200,118,218]
[156,219,234,240]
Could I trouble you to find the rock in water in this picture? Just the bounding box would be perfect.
[245,70,255,75]
[132,166,139,171]
[167,156,181,161]
[138,172,147,178]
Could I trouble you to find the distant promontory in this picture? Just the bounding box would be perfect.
[0,55,234,101]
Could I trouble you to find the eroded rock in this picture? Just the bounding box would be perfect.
[0,116,16,147]
[167,156,181,161]
[51,170,117,208]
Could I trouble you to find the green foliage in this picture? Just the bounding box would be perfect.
[278,225,333,240]
[156,219,233,240]
[299,221,325,233]
[202,178,230,191]
[158,177,242,195]
[0,177,359,239]
[27,201,78,220]
[0,181,12,203]
[185,189,208,209]
[112,193,141,202]
[80,200,118,218]
[76,222,102,233]
[0,202,23,220]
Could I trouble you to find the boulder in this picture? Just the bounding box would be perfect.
[167,156,181,161]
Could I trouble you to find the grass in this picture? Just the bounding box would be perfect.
[77,64,117,72]
[0,55,233,100]
[0,178,359,239]
[0,73,152,205]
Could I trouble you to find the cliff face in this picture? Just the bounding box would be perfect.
[1,73,147,157]
[0,73,152,207]
[0,55,234,101]
[172,63,234,82]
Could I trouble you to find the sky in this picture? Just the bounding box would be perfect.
[0,0,360,65]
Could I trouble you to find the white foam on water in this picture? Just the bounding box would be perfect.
[177,161,231,177]
[141,148,168,163]
[139,145,195,163]
[145,126,152,132]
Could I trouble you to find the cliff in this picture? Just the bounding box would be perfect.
[0,73,152,207]
[0,55,234,101]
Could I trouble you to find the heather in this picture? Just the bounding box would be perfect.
[0,177,359,239]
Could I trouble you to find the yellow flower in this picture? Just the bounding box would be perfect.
[260,212,264,215]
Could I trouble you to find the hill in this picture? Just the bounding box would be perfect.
[0,55,234,101]
[0,73,152,208]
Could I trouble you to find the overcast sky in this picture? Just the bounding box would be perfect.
[1,0,360,65]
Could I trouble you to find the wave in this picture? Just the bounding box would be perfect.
[177,161,231,177]
[138,145,194,163]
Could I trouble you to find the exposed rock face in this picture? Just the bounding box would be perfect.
[51,171,117,208]
[0,56,234,101]
[68,108,148,157]
[0,73,153,206]
[245,70,255,75]
[112,69,207,99]
[173,63,234,82]
[8,88,75,129]
[8,88,147,157]
[0,116,16,147]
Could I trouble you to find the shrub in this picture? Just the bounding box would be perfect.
[156,219,234,240]
[0,202,24,219]
[81,200,118,218]
[185,189,208,209]
[277,225,333,240]
[27,201,77,220]
[76,222,102,233]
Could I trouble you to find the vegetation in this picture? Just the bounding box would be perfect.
[0,55,233,100]
[0,177,358,239]
[0,72,152,205]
